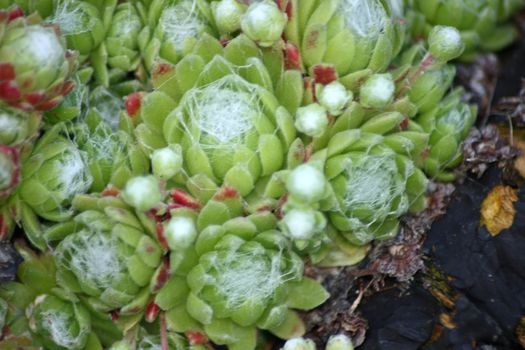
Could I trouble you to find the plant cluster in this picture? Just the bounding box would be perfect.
[0,0,522,349]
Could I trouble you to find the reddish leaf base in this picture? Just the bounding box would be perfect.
[0,6,24,23]
[213,186,239,201]
[125,92,144,118]
[171,189,201,209]
[186,331,208,345]
[156,222,170,251]
[284,43,302,70]
[0,61,76,111]
[145,301,160,323]
[152,257,171,293]
[312,64,338,85]
[151,63,175,88]
[101,186,120,197]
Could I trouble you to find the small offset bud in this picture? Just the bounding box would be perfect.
[281,208,319,240]
[241,0,287,47]
[286,164,326,203]
[326,335,354,350]
[295,103,329,137]
[428,26,465,63]
[317,81,352,116]
[122,175,162,211]
[282,337,317,350]
[212,0,246,34]
[151,145,183,180]
[164,216,197,250]
[359,73,395,109]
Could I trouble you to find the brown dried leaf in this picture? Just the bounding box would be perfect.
[439,313,457,330]
[480,185,518,236]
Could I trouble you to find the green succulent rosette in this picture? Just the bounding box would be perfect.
[0,244,55,349]
[155,210,329,350]
[275,161,367,268]
[284,0,406,85]
[91,2,147,91]
[46,0,116,59]
[139,0,218,71]
[52,189,166,322]
[0,9,77,111]
[320,128,429,246]
[409,0,522,61]
[0,242,116,350]
[416,88,477,182]
[15,124,93,249]
[134,33,298,200]
[72,100,150,193]
[26,293,95,350]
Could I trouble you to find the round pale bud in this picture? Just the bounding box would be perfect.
[212,0,246,34]
[286,164,326,203]
[359,73,395,109]
[241,0,287,47]
[282,209,318,240]
[295,103,329,137]
[428,26,465,63]
[282,337,317,350]
[326,334,354,350]
[318,81,352,116]
[122,175,162,211]
[164,216,197,250]
[151,145,182,180]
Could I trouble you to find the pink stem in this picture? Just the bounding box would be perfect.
[397,53,434,98]
[160,312,168,350]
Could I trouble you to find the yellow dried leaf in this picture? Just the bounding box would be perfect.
[439,313,457,329]
[480,185,518,236]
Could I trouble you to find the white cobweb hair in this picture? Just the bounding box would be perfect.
[341,150,410,239]
[138,335,162,350]
[210,248,294,310]
[51,145,93,206]
[47,0,97,35]
[39,307,89,348]
[109,4,142,39]
[55,229,123,290]
[340,0,388,39]
[88,87,124,131]
[159,0,205,50]
[178,74,264,151]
